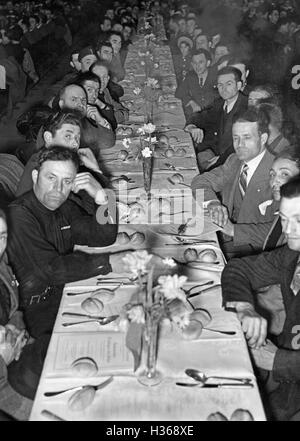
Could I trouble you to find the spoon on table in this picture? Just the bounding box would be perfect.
[175,382,253,388]
[167,177,190,188]
[185,369,252,385]
[62,315,119,327]
[44,376,113,397]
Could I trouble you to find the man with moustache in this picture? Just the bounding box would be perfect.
[222,175,300,421]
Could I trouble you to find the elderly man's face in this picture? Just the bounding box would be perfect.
[81,54,97,73]
[83,79,100,105]
[60,85,87,115]
[217,73,241,101]
[270,158,300,201]
[0,217,7,260]
[280,195,300,251]
[44,123,81,150]
[232,121,267,162]
[32,160,77,211]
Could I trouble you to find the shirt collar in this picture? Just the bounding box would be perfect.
[243,149,266,183]
[223,94,239,113]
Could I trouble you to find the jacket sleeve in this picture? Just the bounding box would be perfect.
[221,245,292,306]
[273,348,300,382]
[7,203,117,288]
[175,77,191,106]
[191,155,235,202]
[233,221,276,249]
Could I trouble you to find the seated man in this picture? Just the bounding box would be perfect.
[96,40,125,102]
[90,60,129,125]
[16,110,108,197]
[221,176,300,421]
[107,30,125,82]
[54,84,116,156]
[175,48,217,121]
[74,71,117,131]
[77,46,97,73]
[258,103,290,155]
[0,209,49,417]
[191,108,277,258]
[186,66,248,171]
[7,146,118,338]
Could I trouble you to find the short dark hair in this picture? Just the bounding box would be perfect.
[107,30,123,43]
[97,40,113,52]
[217,66,242,83]
[257,103,283,131]
[281,176,300,199]
[74,71,100,87]
[0,208,7,223]
[36,146,80,171]
[191,48,212,62]
[233,107,270,136]
[43,110,82,136]
[274,146,300,167]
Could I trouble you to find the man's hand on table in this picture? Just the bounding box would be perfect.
[221,218,234,237]
[250,339,277,371]
[207,201,229,229]
[185,124,204,143]
[234,302,267,349]
[72,172,108,205]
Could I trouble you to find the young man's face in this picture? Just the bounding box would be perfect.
[191,53,210,75]
[32,160,77,211]
[109,35,122,54]
[83,79,100,105]
[232,121,267,162]
[270,158,300,201]
[81,54,97,73]
[280,195,300,251]
[99,45,113,62]
[101,18,111,32]
[92,65,110,92]
[217,73,241,101]
[44,123,81,150]
[195,35,209,51]
[0,217,7,260]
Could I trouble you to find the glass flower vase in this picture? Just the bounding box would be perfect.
[143,155,153,197]
[138,315,162,387]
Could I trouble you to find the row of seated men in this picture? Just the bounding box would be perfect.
[1,0,300,422]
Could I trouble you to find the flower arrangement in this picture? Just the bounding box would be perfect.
[120,251,193,385]
[137,123,157,195]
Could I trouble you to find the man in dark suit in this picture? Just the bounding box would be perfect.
[191,107,276,258]
[221,175,300,421]
[185,66,248,171]
[175,48,217,120]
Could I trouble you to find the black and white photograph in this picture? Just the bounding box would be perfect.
[0,0,300,423]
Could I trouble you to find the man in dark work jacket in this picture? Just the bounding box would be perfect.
[185,66,248,171]
[7,146,118,339]
[221,176,300,421]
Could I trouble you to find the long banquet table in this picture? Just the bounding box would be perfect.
[29,24,266,422]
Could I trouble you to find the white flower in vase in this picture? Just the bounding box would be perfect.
[141,122,156,134]
[141,146,153,158]
[122,250,153,277]
[158,274,187,302]
[162,258,177,268]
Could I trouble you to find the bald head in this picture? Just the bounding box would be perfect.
[59,84,87,115]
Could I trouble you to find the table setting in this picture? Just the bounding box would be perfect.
[29,11,266,422]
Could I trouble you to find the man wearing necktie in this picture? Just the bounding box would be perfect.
[221,175,300,421]
[191,107,276,258]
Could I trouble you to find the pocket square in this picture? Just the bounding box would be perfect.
[258,200,273,216]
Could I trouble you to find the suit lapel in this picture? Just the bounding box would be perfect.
[242,150,274,206]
